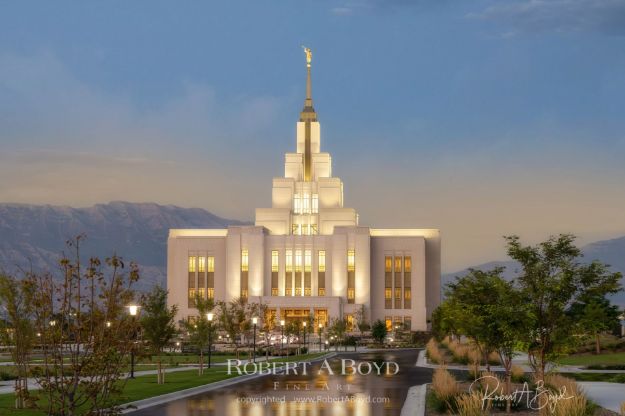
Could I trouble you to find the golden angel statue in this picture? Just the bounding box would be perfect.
[302,46,312,65]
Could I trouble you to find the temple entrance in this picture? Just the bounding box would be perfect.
[282,308,310,326]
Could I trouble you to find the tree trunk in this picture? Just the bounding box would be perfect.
[199,350,204,376]
[157,360,164,384]
[595,333,601,355]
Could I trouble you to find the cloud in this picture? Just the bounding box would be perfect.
[470,0,625,36]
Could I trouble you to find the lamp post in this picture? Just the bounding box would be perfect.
[127,304,139,379]
[318,323,323,352]
[207,312,214,369]
[252,316,258,363]
[302,321,307,353]
[280,319,285,357]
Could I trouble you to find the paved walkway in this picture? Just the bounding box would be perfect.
[579,382,625,413]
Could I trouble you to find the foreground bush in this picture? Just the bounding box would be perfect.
[426,338,445,364]
[432,366,459,410]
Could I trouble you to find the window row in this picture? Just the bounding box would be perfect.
[384,255,411,310]
[188,255,215,308]
[293,193,319,214]
[384,316,412,331]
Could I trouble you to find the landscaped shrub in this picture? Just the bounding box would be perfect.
[543,374,588,416]
[426,338,445,364]
[620,401,624,416]
[456,391,488,416]
[479,371,503,395]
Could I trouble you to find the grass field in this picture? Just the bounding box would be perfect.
[558,351,625,367]
[0,351,330,415]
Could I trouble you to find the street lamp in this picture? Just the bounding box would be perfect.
[302,321,307,353]
[207,312,214,368]
[106,321,111,328]
[280,319,285,357]
[318,323,323,352]
[127,304,139,379]
[252,316,258,363]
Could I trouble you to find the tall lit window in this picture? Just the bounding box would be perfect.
[241,250,249,272]
[295,250,302,296]
[285,249,293,296]
[347,249,355,304]
[197,256,206,299]
[311,224,318,235]
[385,256,392,309]
[271,250,279,296]
[347,250,355,272]
[312,194,319,214]
[318,250,326,296]
[303,193,310,214]
[207,256,214,299]
[240,250,249,299]
[346,314,354,331]
[188,255,197,307]
[385,317,392,332]
[286,250,293,272]
[394,256,402,309]
[293,194,301,214]
[404,256,411,309]
[304,250,312,296]
[292,224,301,235]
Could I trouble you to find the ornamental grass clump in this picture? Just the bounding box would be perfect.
[432,366,460,408]
[511,364,525,382]
[426,338,445,364]
[456,391,488,416]
[542,374,587,416]
[487,351,501,365]
[480,371,503,396]
[620,401,625,416]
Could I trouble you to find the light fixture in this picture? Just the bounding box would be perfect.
[281,319,285,326]
[207,312,214,321]
[252,316,258,325]
[128,305,139,316]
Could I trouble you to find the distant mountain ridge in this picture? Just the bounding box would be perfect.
[443,236,625,307]
[0,201,245,290]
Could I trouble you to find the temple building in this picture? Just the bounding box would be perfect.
[167,49,440,332]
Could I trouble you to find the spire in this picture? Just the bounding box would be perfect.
[301,46,316,118]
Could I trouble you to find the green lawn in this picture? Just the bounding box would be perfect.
[0,351,332,415]
[558,352,625,367]
[562,372,625,384]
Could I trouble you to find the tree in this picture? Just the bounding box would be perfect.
[28,236,141,415]
[431,298,464,342]
[371,319,387,344]
[217,298,248,359]
[569,296,620,354]
[0,273,36,409]
[140,286,178,384]
[354,305,370,334]
[327,318,347,351]
[506,234,622,382]
[181,295,215,375]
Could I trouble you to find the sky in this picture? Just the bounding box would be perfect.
[1,0,625,272]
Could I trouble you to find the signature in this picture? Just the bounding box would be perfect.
[469,376,574,412]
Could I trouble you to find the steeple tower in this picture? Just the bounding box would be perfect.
[300,46,317,181]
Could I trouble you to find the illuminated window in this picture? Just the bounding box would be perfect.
[318,288,325,296]
[272,288,279,296]
[385,288,392,301]
[207,288,214,299]
[303,193,310,214]
[312,194,318,213]
[311,224,318,235]
[347,288,355,301]
[318,251,326,272]
[188,256,197,273]
[346,314,354,331]
[292,224,301,235]
[347,250,355,272]
[385,317,392,332]
[304,251,311,272]
[385,256,392,273]
[404,256,411,273]
[293,194,301,214]
[394,256,402,273]
[198,257,206,273]
[188,255,196,308]
[295,250,302,273]
[395,288,401,301]
[404,288,411,300]
[271,251,279,272]
[286,250,293,272]
[207,256,215,273]
[241,250,249,272]
[241,289,248,298]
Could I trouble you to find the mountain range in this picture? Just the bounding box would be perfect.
[0,201,623,305]
[0,201,244,291]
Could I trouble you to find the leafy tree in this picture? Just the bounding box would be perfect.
[354,305,370,334]
[181,294,216,375]
[217,297,249,359]
[327,318,347,351]
[569,296,620,354]
[27,236,141,415]
[431,298,464,342]
[371,319,387,344]
[0,273,36,409]
[505,234,622,381]
[140,286,178,384]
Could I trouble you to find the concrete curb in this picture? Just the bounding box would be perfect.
[123,352,337,414]
[400,384,427,416]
